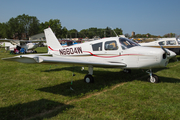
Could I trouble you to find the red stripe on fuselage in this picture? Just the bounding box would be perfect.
[83,51,141,58]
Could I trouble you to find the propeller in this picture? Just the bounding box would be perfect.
[160,45,178,61]
[160,45,170,56]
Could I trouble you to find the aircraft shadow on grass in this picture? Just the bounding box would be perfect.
[38,66,180,97]
[0,99,74,120]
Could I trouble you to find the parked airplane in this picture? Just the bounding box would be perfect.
[2,28,176,83]
[0,39,45,53]
[139,37,180,55]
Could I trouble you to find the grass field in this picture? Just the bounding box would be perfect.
[0,47,180,120]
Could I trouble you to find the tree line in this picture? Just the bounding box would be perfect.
[132,33,176,38]
[0,14,64,39]
[0,14,176,40]
[0,14,123,40]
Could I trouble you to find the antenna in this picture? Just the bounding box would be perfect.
[111,27,118,37]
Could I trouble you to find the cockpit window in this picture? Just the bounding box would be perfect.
[119,38,139,50]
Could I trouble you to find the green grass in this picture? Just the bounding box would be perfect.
[0,47,180,120]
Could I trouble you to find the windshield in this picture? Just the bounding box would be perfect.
[119,38,140,49]
[177,37,180,45]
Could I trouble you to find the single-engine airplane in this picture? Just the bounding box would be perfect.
[2,28,176,83]
[139,37,180,55]
[0,39,45,53]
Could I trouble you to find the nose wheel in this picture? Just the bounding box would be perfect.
[146,69,159,83]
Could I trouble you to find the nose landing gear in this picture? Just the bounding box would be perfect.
[146,69,159,83]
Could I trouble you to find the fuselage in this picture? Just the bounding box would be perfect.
[21,43,38,50]
[48,37,174,69]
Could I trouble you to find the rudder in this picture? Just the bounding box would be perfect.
[44,27,62,54]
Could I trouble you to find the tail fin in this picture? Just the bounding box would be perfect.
[44,27,62,54]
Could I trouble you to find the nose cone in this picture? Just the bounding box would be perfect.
[132,46,172,68]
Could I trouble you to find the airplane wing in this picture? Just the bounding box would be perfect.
[0,39,20,45]
[0,39,45,43]
[20,40,46,43]
[2,55,126,67]
[0,39,13,42]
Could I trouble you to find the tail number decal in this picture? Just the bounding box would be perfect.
[59,47,82,55]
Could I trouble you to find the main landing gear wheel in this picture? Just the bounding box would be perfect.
[147,74,159,83]
[84,74,94,83]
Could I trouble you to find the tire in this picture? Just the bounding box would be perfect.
[147,74,159,83]
[84,74,94,83]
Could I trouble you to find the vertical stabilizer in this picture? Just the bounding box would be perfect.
[44,27,62,54]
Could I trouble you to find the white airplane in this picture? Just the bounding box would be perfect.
[139,37,180,55]
[2,28,176,83]
[0,39,45,53]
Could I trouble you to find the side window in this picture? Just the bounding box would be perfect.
[158,41,165,45]
[105,41,118,50]
[166,40,176,45]
[92,42,102,51]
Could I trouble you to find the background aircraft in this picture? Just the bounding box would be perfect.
[2,28,176,83]
[139,37,180,55]
[0,39,45,53]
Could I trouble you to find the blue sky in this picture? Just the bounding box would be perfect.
[0,0,179,36]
